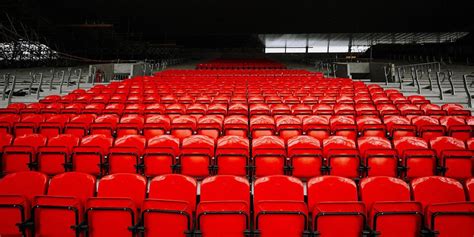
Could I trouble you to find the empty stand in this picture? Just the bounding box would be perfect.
[0,63,473,236]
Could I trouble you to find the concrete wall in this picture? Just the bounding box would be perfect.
[89,64,114,83]
[335,63,350,78]
[114,63,133,74]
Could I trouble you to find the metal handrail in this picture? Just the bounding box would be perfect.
[414,69,421,94]
[383,65,390,86]
[75,68,83,89]
[436,72,447,100]
[463,74,474,108]
[397,67,403,90]
[28,72,37,95]
[425,68,433,91]
[2,73,11,100]
[446,70,455,95]
[395,62,441,72]
[7,75,16,105]
[36,73,44,100]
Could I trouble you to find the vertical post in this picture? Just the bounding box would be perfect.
[383,66,389,86]
[426,68,433,91]
[2,74,10,100]
[28,72,36,95]
[66,68,72,85]
[49,69,55,91]
[447,70,455,95]
[76,69,83,89]
[410,67,416,86]
[463,75,474,108]
[91,66,97,85]
[59,70,65,94]
[37,73,44,100]
[7,75,16,105]
[414,69,421,94]
[397,68,403,90]
[436,72,444,100]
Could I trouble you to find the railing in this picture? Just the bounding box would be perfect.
[394,62,442,93]
[463,74,474,108]
[2,73,11,100]
[435,70,455,100]
[7,75,16,105]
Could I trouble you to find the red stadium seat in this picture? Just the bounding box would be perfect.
[143,115,171,139]
[442,103,471,116]
[215,136,249,176]
[144,103,165,115]
[223,115,248,137]
[411,116,446,141]
[254,175,308,237]
[0,114,20,134]
[291,104,312,117]
[250,115,275,138]
[171,115,196,141]
[358,136,398,177]
[166,103,186,118]
[14,114,45,136]
[82,103,105,115]
[72,134,113,175]
[37,134,80,175]
[143,135,180,176]
[356,116,386,137]
[411,176,474,237]
[430,136,473,180]
[313,104,334,115]
[228,103,248,116]
[197,115,223,140]
[420,104,446,116]
[439,116,472,141]
[323,136,360,179]
[0,133,13,153]
[466,177,474,201]
[302,115,330,142]
[143,174,197,237]
[33,172,96,237]
[275,115,302,141]
[90,114,119,137]
[360,176,422,237]
[39,114,70,138]
[252,136,286,177]
[287,135,323,179]
[383,115,416,139]
[116,115,145,138]
[2,134,47,173]
[179,135,215,178]
[393,136,436,179]
[330,115,357,140]
[86,173,146,237]
[64,114,97,138]
[0,171,48,236]
[108,135,146,174]
[197,175,250,236]
[307,176,365,237]
[271,104,291,115]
